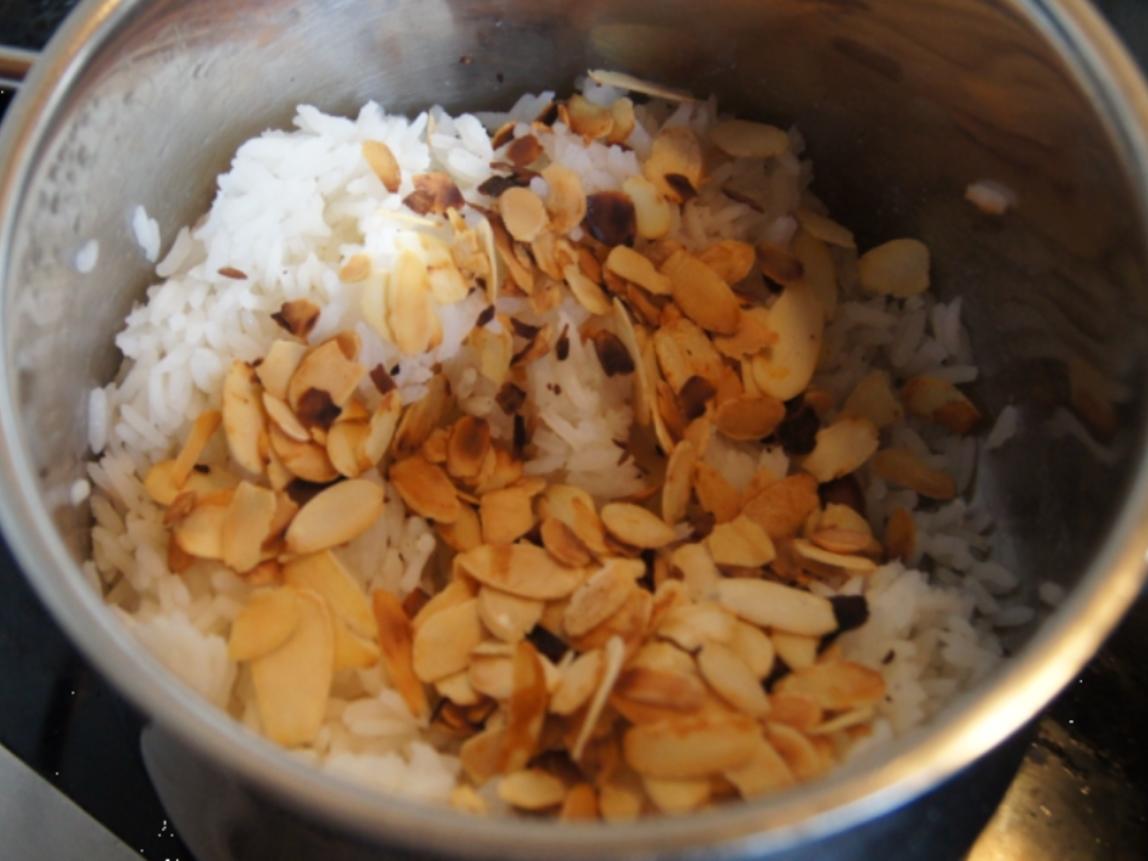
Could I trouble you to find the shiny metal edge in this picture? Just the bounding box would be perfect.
[0,46,38,90]
[1,0,1147,858]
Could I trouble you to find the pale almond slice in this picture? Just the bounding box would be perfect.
[257,340,308,401]
[801,417,879,483]
[723,738,795,798]
[388,251,442,356]
[872,448,957,500]
[841,370,903,428]
[587,69,694,102]
[816,502,872,537]
[670,543,720,601]
[751,279,823,400]
[766,723,830,780]
[564,560,639,638]
[551,649,604,716]
[661,250,740,335]
[563,264,612,315]
[393,375,450,457]
[339,253,371,284]
[697,641,771,716]
[559,783,599,821]
[643,126,703,203]
[709,119,790,159]
[228,588,302,662]
[653,316,724,392]
[269,425,339,484]
[361,270,391,342]
[541,164,587,235]
[455,543,583,600]
[480,485,536,545]
[622,175,673,240]
[793,232,837,319]
[222,361,267,475]
[221,481,277,573]
[770,631,818,670]
[656,601,735,652]
[371,589,427,718]
[250,588,334,747]
[449,784,487,816]
[540,516,593,567]
[501,641,549,772]
[261,393,309,443]
[412,578,475,634]
[643,776,712,814]
[901,375,982,434]
[706,515,776,567]
[697,239,757,285]
[622,713,760,779]
[325,421,371,478]
[447,418,492,483]
[730,619,776,679]
[741,473,821,540]
[500,187,549,243]
[606,245,672,296]
[459,724,507,785]
[390,455,462,523]
[712,307,775,361]
[173,494,231,559]
[144,460,186,506]
[471,326,514,386]
[468,653,514,700]
[477,587,543,643]
[362,140,401,192]
[796,209,855,249]
[714,395,785,442]
[611,298,653,429]
[884,506,916,560]
[412,597,483,682]
[435,670,480,707]
[791,538,877,577]
[284,479,385,555]
[563,94,614,139]
[715,579,837,636]
[777,660,885,710]
[809,704,877,735]
[498,769,567,811]
[331,618,381,671]
[421,234,470,305]
[694,464,742,524]
[600,503,677,549]
[571,635,625,761]
[662,440,696,524]
[859,238,930,297]
[283,550,375,637]
[286,340,365,421]
[599,777,644,824]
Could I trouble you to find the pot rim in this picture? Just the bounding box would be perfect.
[1,0,1147,856]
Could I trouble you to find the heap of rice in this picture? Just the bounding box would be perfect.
[84,72,1024,817]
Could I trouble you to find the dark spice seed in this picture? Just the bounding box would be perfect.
[370,364,397,394]
[556,326,570,360]
[296,388,342,429]
[527,625,568,662]
[777,401,820,455]
[678,376,717,420]
[590,330,635,376]
[476,305,496,327]
[513,414,528,453]
[511,318,541,339]
[830,594,870,633]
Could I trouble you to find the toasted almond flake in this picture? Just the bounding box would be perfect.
[810,704,876,735]
[661,440,696,524]
[623,713,760,779]
[705,515,776,567]
[390,455,462,523]
[741,473,820,540]
[606,246,672,296]
[449,784,487,815]
[144,461,185,506]
[809,526,875,556]
[268,426,338,483]
[841,370,903,428]
[437,504,483,553]
[404,171,464,215]
[220,481,277,573]
[447,416,492,481]
[643,776,712,815]
[411,598,483,682]
[477,587,543,643]
[361,140,401,192]
[339,253,372,283]
[468,653,514,700]
[283,550,374,637]
[456,543,583,600]
[757,241,804,284]
[286,340,365,419]
[697,642,771,716]
[370,589,428,717]
[250,589,333,747]
[228,588,302,662]
[643,126,703,203]
[713,395,786,442]
[598,778,643,823]
[360,270,391,342]
[693,464,742,524]
[600,503,676,549]
[421,234,470,305]
[412,578,475,634]
[479,485,536,545]
[261,393,308,442]
[859,238,930,297]
[796,210,855,249]
[751,279,824,400]
[394,376,449,458]
[541,164,587,235]
[801,417,879,483]
[607,301,653,432]
[473,447,526,495]
[169,411,222,490]
[791,538,877,577]
[716,579,836,636]
[285,479,385,555]
[884,506,916,560]
[729,620,775,679]
[872,448,957,500]
[173,494,230,559]
[709,119,790,159]
[770,631,819,670]
[766,723,829,780]
[222,362,267,475]
[564,561,639,638]
[561,264,611,315]
[777,661,885,710]
[388,250,442,356]
[506,133,543,168]
[661,250,740,335]
[587,69,694,102]
[793,232,837,318]
[656,601,735,652]
[571,635,625,760]
[697,239,756,285]
[769,690,822,730]
[498,769,567,810]
[501,641,549,771]
[551,649,604,716]
[559,783,599,821]
[712,307,776,361]
[564,94,614,140]
[723,739,795,798]
[539,516,593,568]
[500,187,549,243]
[436,670,480,706]
[622,175,672,240]
[460,724,507,784]
[901,375,982,434]
[272,299,321,339]
[652,317,723,393]
[331,619,381,671]
[669,543,718,601]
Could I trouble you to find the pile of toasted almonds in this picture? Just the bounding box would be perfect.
[143,73,986,819]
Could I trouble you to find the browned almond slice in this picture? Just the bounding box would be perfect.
[766,723,830,780]
[228,588,302,662]
[435,670,480,707]
[884,506,916,560]
[459,724,507,784]
[222,361,267,475]
[456,543,583,600]
[598,777,644,824]
[653,316,724,393]
[412,578,474,633]
[777,660,886,710]
[470,326,513,387]
[446,416,491,480]
[622,175,672,240]
[715,579,836,636]
[791,538,877,577]
[540,516,593,567]
[498,769,567,810]
[261,393,308,442]
[643,776,712,814]
[421,234,469,305]
[221,481,277,573]
[742,473,820,540]
[144,460,185,506]
[564,560,640,638]
[656,601,736,653]
[471,447,525,496]
[757,241,805,284]
[769,691,823,730]
[714,395,786,441]
[729,620,776,679]
[284,479,385,555]
[796,210,855,249]
[371,589,427,718]
[694,463,742,524]
[477,587,543,643]
[613,666,707,719]
[643,126,703,203]
[901,375,982,434]
[723,738,795,798]
[257,340,308,401]
[171,410,223,488]
[771,631,819,670]
[449,785,487,815]
[404,171,464,215]
[841,370,902,428]
[268,425,338,484]
[697,239,756,285]
[173,494,230,559]
[272,299,320,339]
[661,250,740,335]
[437,504,483,553]
[390,455,462,523]
[325,420,371,478]
[623,713,760,779]
[283,550,374,637]
[564,94,614,139]
[706,515,776,567]
[393,375,450,457]
[562,263,611,315]
[809,526,877,557]
[331,618,381,671]
[500,641,549,772]
[712,307,775,360]
[480,485,536,545]
[389,250,442,356]
[709,119,789,159]
[421,426,449,465]
[859,238,930,297]
[801,417,879,483]
[500,187,549,243]
[541,164,586,235]
[362,140,401,192]
[600,503,676,549]
[606,245,672,296]
[872,448,957,500]
[669,543,718,601]
[551,649,604,716]
[412,597,483,682]
[571,635,625,760]
[662,440,696,525]
[250,588,334,747]
[286,340,366,423]
[808,704,876,735]
[560,783,599,821]
[751,279,823,400]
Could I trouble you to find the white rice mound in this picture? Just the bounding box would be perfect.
[85,80,1023,804]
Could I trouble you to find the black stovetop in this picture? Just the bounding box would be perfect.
[1,3,1148,859]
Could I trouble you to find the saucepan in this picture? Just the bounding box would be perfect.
[1,0,1147,858]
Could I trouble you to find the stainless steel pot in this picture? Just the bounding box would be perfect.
[2,1,1148,858]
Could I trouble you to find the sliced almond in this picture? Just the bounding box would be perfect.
[884,506,916,560]
[460,724,507,785]
[757,241,805,284]
[437,504,483,553]
[269,425,338,484]
[791,538,877,577]
[421,234,470,305]
[560,783,599,821]
[712,307,775,361]
[697,641,771,717]
[541,164,586,235]
[902,376,982,434]
[362,140,401,192]
[388,250,442,356]
[446,416,491,481]
[643,126,703,203]
[598,778,643,824]
[499,187,549,244]
[571,635,625,761]
[611,298,653,430]
[456,543,583,600]
[261,393,308,442]
[793,232,837,319]
[169,411,223,490]
[339,253,372,284]
[742,473,820,540]
[776,660,886,710]
[653,316,724,393]
[272,299,320,339]
[587,69,694,102]
[257,340,308,401]
[250,589,333,747]
[872,448,957,500]
[562,263,612,315]
[371,589,427,718]
[841,370,902,428]
[796,210,855,249]
[288,341,365,423]
[228,588,302,662]
[661,250,740,335]
[706,515,776,567]
[283,550,374,637]
[564,94,614,140]
[600,503,676,549]
[766,723,830,780]
[656,601,735,652]
[859,238,930,297]
[662,440,696,525]
[220,481,277,573]
[643,776,712,815]
[412,578,475,634]
[551,649,605,716]
[723,738,795,798]
[771,631,819,670]
[729,620,775,679]
[404,171,464,215]
[694,464,742,524]
[477,587,543,643]
[222,362,267,475]
[331,620,381,671]
[393,376,450,457]
[468,652,514,700]
[540,516,593,567]
[501,641,549,772]
[436,670,480,707]
[809,704,876,735]
[622,175,672,240]
[769,691,823,731]
[606,245,672,296]
[412,598,483,682]
[801,417,879,483]
[498,769,567,811]
[670,543,719,601]
[390,455,462,523]
[697,239,756,285]
[564,561,639,638]
[622,713,760,779]
[325,420,371,478]
[709,120,789,159]
[284,479,385,554]
[172,494,230,559]
[480,485,537,546]
[751,279,823,400]
[715,578,836,636]
[714,395,785,442]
